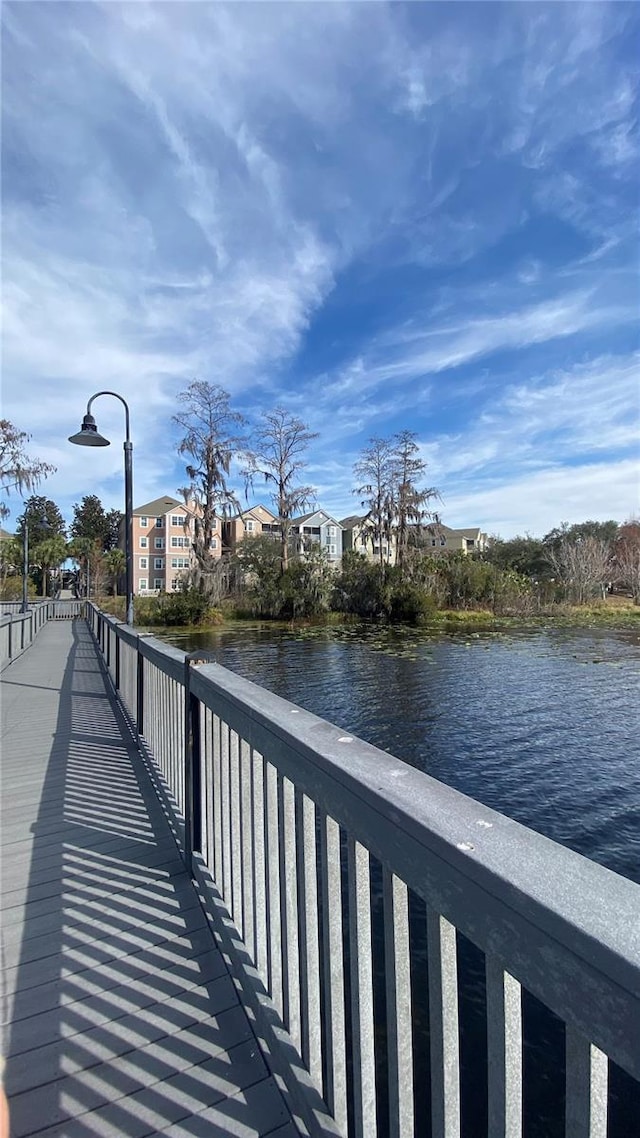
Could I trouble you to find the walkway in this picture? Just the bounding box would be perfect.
[1,620,299,1138]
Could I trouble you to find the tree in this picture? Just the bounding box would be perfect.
[484,535,548,579]
[545,536,612,603]
[353,438,394,571]
[32,534,68,597]
[16,496,66,543]
[70,495,110,548]
[68,537,105,599]
[105,509,124,552]
[613,520,640,603]
[173,381,246,587]
[244,408,318,574]
[390,430,440,573]
[543,520,619,550]
[0,420,56,519]
[105,548,126,596]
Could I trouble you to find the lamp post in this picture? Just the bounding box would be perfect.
[69,392,134,626]
[21,523,30,614]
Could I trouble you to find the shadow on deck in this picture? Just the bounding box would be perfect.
[1,620,299,1138]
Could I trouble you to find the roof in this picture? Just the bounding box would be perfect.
[339,514,366,529]
[292,509,343,528]
[133,496,184,516]
[438,525,483,538]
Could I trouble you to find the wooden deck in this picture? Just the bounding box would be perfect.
[1,620,300,1138]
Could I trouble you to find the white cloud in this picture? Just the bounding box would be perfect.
[444,459,639,538]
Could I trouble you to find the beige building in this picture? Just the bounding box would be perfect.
[427,524,488,554]
[222,504,280,552]
[130,495,223,595]
[340,515,397,565]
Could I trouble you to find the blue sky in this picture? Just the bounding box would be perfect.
[2,1,639,538]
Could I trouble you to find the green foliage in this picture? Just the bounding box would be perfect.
[71,494,109,547]
[0,419,56,518]
[17,495,66,541]
[543,519,619,549]
[387,581,437,624]
[153,588,213,626]
[484,535,547,578]
[235,535,332,618]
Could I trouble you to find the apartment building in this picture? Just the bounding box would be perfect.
[291,510,343,567]
[427,524,489,554]
[222,504,280,552]
[340,515,396,565]
[130,495,224,595]
[341,516,487,560]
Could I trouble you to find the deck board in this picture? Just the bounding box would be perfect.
[1,620,298,1138]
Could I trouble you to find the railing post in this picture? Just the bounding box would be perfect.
[136,646,144,743]
[8,618,12,661]
[115,635,120,691]
[184,653,206,873]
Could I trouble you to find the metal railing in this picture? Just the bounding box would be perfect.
[86,604,640,1138]
[0,601,84,669]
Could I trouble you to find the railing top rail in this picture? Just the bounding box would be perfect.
[190,657,640,1078]
[93,612,640,1079]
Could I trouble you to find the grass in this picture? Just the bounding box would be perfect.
[94,594,640,632]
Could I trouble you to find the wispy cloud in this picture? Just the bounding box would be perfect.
[1,0,638,537]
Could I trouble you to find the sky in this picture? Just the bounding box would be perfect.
[2,1,639,539]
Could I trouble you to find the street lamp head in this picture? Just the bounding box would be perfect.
[68,413,110,447]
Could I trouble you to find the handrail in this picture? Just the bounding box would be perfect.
[85,603,640,1138]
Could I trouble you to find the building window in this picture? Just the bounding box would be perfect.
[139,557,148,569]
[154,558,164,570]
[154,578,163,590]
[140,516,148,528]
[211,518,217,530]
[440,537,446,547]
[327,525,336,537]
[466,539,475,549]
[171,536,189,548]
[139,578,147,590]
[155,537,164,549]
[155,517,163,528]
[170,515,186,527]
[244,520,254,532]
[327,544,337,556]
[139,537,148,549]
[171,557,189,569]
[431,539,436,547]
[210,538,218,550]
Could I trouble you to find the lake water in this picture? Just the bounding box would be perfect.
[163,621,640,882]
[159,620,640,1136]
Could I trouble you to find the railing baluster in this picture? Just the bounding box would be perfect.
[266,761,283,1017]
[281,776,301,1052]
[427,907,460,1138]
[486,957,522,1138]
[348,836,377,1138]
[297,790,322,1089]
[230,730,242,931]
[320,813,348,1132]
[221,722,232,907]
[240,738,255,964]
[213,714,223,887]
[252,749,268,982]
[565,1028,608,1138]
[383,870,414,1138]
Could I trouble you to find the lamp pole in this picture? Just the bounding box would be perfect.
[68,391,134,626]
[21,523,29,613]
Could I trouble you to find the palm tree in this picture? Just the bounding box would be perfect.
[33,535,68,597]
[105,548,126,596]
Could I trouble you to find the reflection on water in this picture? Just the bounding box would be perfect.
[159,621,640,1137]
[162,621,640,882]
